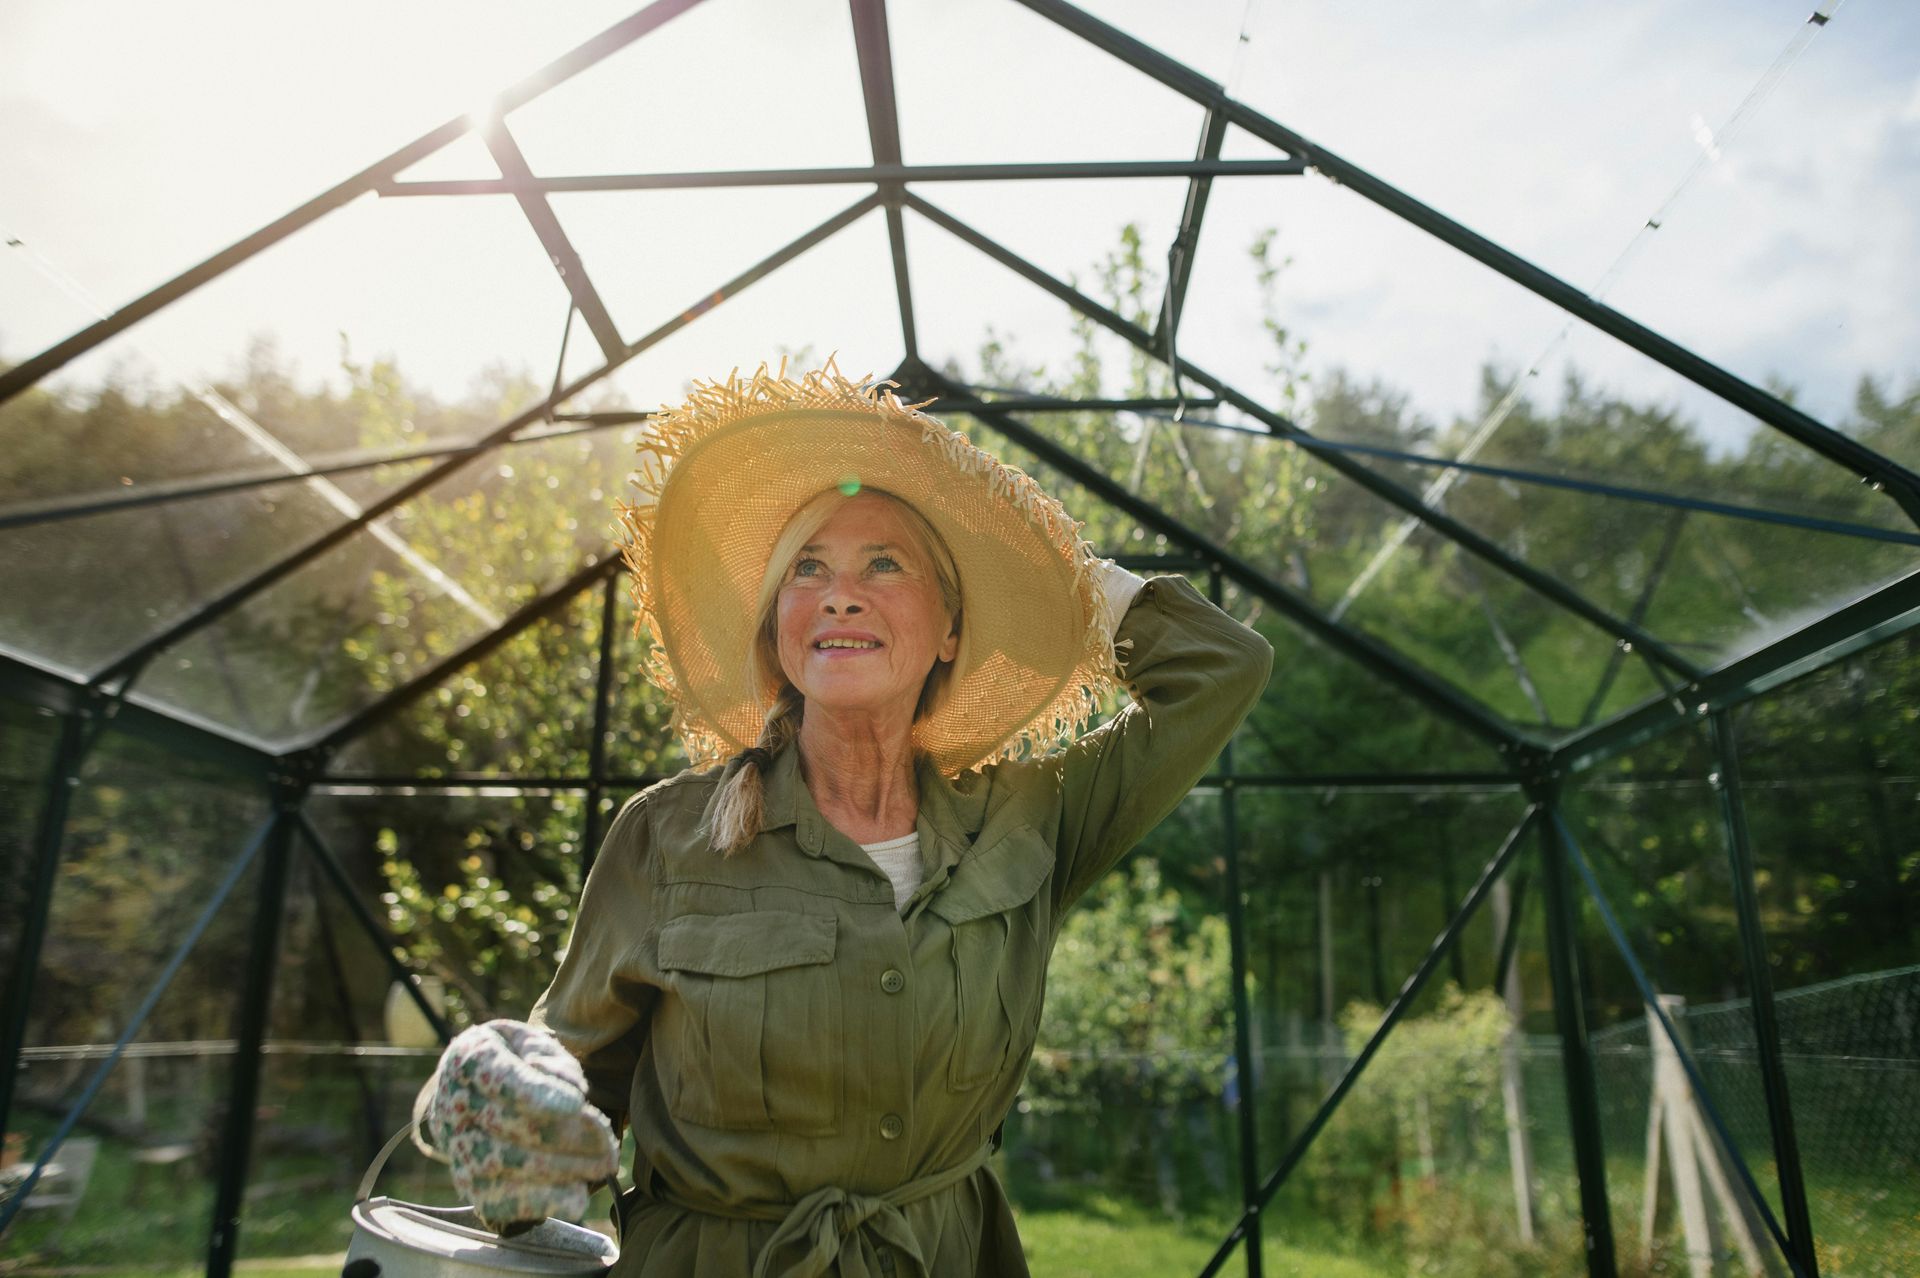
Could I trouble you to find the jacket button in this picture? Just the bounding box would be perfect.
[878,1113,904,1140]
[880,968,906,994]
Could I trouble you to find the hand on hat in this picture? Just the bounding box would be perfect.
[412,1019,620,1233]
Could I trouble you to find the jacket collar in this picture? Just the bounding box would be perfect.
[750,739,987,865]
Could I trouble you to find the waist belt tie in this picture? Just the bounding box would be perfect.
[658,1142,994,1278]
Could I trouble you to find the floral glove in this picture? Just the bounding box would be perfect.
[411,1019,620,1233]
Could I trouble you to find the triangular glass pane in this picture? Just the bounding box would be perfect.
[0,2,635,333]
[1440,467,1920,679]
[508,0,869,176]
[1177,158,1916,545]
[893,0,1211,167]
[2,190,581,511]
[1216,581,1509,776]
[329,583,605,780]
[130,522,514,749]
[13,729,268,1268]
[907,198,1688,735]
[584,209,905,410]
[548,183,882,348]
[1339,520,1667,733]
[0,458,438,679]
[1564,721,1794,1240]
[1235,792,1578,1269]
[1733,628,1920,1272]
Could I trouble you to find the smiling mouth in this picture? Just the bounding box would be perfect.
[814,640,884,651]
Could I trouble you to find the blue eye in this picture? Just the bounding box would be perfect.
[871,556,901,572]
[793,558,823,577]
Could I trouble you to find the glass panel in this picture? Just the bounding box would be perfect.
[509,0,869,176]
[1338,521,1667,733]
[330,584,606,780]
[1174,161,1913,572]
[906,199,1666,735]
[1565,724,1795,1267]
[14,189,576,460]
[1216,583,1510,777]
[10,729,267,1268]
[1736,629,1920,1273]
[132,412,635,747]
[1440,468,1919,679]
[0,472,431,680]
[303,790,589,1029]
[1007,794,1240,1275]
[584,208,905,413]
[894,1,1209,166]
[1238,789,1584,1272]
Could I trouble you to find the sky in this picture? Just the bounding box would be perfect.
[3,0,1918,460]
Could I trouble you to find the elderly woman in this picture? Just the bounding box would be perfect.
[414,360,1273,1276]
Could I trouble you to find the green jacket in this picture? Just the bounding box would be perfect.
[530,575,1273,1276]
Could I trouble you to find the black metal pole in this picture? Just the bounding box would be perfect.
[1705,710,1818,1274]
[1211,570,1264,1278]
[1716,723,1834,1247]
[0,710,88,1146]
[1535,783,1618,1276]
[205,790,299,1278]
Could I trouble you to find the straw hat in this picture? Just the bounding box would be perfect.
[614,357,1119,776]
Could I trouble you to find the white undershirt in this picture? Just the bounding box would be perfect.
[858,832,923,913]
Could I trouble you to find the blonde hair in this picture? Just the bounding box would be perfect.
[706,488,964,856]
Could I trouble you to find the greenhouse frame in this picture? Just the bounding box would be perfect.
[3,2,1917,1275]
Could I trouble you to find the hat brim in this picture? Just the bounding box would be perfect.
[616,364,1115,775]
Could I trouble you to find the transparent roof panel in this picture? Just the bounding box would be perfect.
[131,515,512,748]
[892,0,1212,166]
[330,583,604,779]
[507,0,869,175]
[1217,581,1511,777]
[1337,520,1669,733]
[1441,469,1920,677]
[1175,168,1908,531]
[547,183,882,349]
[0,464,439,679]
[585,210,906,410]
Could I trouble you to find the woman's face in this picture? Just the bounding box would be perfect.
[774,493,959,724]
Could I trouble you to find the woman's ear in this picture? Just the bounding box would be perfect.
[938,614,961,664]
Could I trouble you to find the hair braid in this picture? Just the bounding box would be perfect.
[707,685,805,857]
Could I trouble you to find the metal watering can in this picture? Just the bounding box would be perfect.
[344,1123,620,1278]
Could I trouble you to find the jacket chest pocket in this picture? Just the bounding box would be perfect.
[927,827,1054,1092]
[656,910,841,1135]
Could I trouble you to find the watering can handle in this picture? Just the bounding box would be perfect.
[356,1122,624,1232]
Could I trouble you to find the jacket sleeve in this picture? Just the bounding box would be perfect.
[527,792,658,1139]
[1038,574,1273,913]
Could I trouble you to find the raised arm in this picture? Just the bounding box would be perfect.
[528,793,659,1138]
[1038,572,1274,914]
